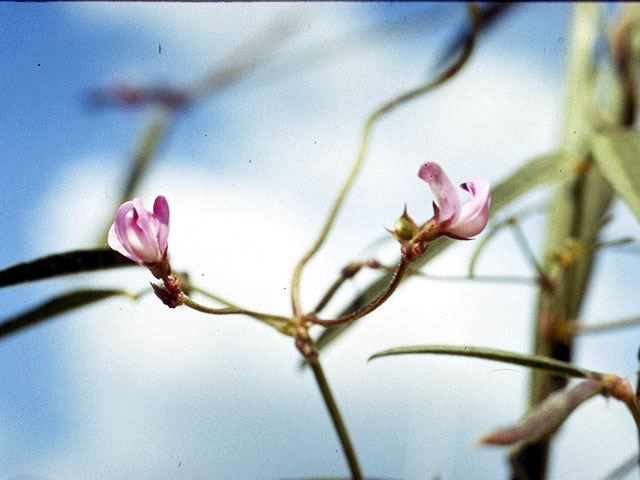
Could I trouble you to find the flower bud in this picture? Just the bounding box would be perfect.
[108,196,171,278]
[395,217,415,241]
[389,206,418,244]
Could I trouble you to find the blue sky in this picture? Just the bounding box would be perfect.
[1,3,638,479]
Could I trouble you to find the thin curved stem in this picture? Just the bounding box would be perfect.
[308,357,363,480]
[313,261,384,315]
[181,281,292,325]
[314,275,351,315]
[310,259,409,327]
[563,315,640,336]
[623,396,640,471]
[290,3,481,316]
[508,220,552,290]
[181,296,293,334]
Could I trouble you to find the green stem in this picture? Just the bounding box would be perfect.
[313,261,384,314]
[309,357,363,480]
[508,220,552,289]
[623,397,640,473]
[181,296,293,334]
[564,315,640,336]
[313,274,350,315]
[310,259,409,327]
[290,3,481,316]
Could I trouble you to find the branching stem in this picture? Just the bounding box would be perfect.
[181,296,293,334]
[309,260,409,327]
[290,3,481,316]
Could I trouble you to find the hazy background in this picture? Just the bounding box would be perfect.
[1,3,638,479]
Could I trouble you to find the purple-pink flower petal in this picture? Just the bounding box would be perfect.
[109,201,137,260]
[418,163,491,240]
[446,179,491,239]
[107,196,170,266]
[418,162,460,223]
[153,195,170,255]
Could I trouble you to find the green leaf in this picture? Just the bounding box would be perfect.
[368,345,593,379]
[489,152,565,213]
[0,249,136,289]
[592,130,640,223]
[0,288,140,340]
[313,152,564,355]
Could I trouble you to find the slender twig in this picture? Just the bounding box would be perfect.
[314,274,350,315]
[290,3,481,316]
[314,257,535,318]
[183,282,244,309]
[181,281,292,326]
[636,347,640,400]
[563,315,640,336]
[414,272,536,285]
[308,358,363,480]
[508,220,552,290]
[468,200,548,277]
[181,296,293,334]
[313,261,385,315]
[358,259,537,286]
[623,396,640,474]
[309,260,409,327]
[311,258,533,328]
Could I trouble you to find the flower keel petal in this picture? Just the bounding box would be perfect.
[418,162,460,223]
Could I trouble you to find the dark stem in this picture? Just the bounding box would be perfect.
[309,357,363,480]
[310,259,409,327]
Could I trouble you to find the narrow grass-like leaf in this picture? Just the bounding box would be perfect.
[368,345,593,379]
[489,152,565,212]
[0,288,140,340]
[592,130,640,222]
[0,249,136,288]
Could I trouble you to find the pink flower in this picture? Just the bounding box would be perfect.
[418,162,491,239]
[108,196,170,276]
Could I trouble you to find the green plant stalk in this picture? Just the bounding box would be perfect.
[290,3,481,316]
[310,260,409,327]
[520,5,620,479]
[625,398,640,470]
[181,296,292,333]
[309,357,363,480]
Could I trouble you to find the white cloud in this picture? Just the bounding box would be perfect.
[11,4,638,480]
